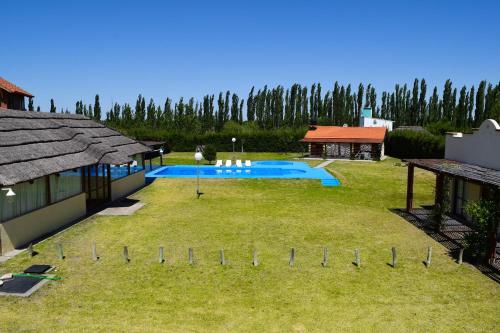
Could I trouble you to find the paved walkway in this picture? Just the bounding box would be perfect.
[315,159,334,168]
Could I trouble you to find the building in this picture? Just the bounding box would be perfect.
[359,107,394,131]
[301,125,387,160]
[405,119,500,261]
[0,77,33,111]
[0,108,150,254]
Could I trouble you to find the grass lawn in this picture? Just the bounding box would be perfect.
[0,156,498,332]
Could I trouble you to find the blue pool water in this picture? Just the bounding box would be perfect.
[146,161,340,186]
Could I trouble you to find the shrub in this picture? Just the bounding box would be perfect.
[464,200,499,262]
[119,127,308,152]
[386,130,445,159]
[202,144,217,164]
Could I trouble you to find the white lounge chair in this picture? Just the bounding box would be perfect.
[215,160,223,167]
[236,160,242,168]
[225,160,232,167]
[245,160,252,167]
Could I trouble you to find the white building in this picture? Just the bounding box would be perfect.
[359,107,394,131]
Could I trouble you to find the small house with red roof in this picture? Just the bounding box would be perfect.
[301,125,387,160]
[0,77,34,111]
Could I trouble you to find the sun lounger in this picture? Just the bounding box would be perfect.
[225,160,232,167]
[245,160,252,167]
[215,160,223,167]
[236,160,242,167]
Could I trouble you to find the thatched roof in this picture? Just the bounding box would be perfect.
[0,108,150,186]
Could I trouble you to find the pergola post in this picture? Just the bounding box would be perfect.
[488,187,500,263]
[435,173,444,208]
[406,164,414,211]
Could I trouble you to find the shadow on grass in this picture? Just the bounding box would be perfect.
[390,207,500,284]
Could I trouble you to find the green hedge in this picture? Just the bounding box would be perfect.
[121,127,308,152]
[386,130,445,159]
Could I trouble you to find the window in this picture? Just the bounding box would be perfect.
[0,178,47,222]
[50,169,82,203]
[130,153,144,174]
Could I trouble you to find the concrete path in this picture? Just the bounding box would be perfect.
[0,249,25,263]
[315,159,335,168]
[97,202,144,216]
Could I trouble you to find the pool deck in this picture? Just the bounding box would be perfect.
[146,161,340,186]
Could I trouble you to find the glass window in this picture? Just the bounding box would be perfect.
[0,178,47,222]
[50,169,82,203]
[130,153,144,174]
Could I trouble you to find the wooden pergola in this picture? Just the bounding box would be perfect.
[405,158,500,261]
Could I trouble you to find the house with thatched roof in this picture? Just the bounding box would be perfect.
[0,108,150,254]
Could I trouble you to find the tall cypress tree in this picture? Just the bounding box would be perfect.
[224,91,230,123]
[468,86,475,126]
[428,87,439,123]
[356,83,364,122]
[230,93,239,122]
[28,97,34,111]
[94,94,101,121]
[418,79,427,124]
[410,78,419,124]
[369,86,377,117]
[475,81,486,126]
[50,98,56,113]
[442,79,453,120]
[247,86,255,122]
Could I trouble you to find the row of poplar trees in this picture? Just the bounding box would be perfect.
[39,79,500,132]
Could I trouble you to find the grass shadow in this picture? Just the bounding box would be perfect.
[390,207,500,283]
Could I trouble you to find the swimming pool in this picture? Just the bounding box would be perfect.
[146,161,340,186]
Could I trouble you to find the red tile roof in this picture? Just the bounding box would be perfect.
[301,126,386,143]
[0,77,34,97]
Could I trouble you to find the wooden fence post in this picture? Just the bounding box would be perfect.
[322,247,328,267]
[354,249,360,267]
[458,248,464,265]
[56,243,64,260]
[188,248,194,265]
[220,249,225,265]
[252,249,258,266]
[158,246,165,263]
[92,242,98,261]
[289,248,295,267]
[123,246,129,263]
[391,247,397,268]
[27,243,34,257]
[425,246,432,267]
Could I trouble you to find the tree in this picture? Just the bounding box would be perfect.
[442,79,453,119]
[356,83,364,122]
[468,86,475,126]
[247,86,255,122]
[428,87,439,123]
[94,94,101,120]
[418,79,427,124]
[475,81,486,126]
[231,93,239,122]
[202,144,217,164]
[28,97,34,111]
[50,99,56,113]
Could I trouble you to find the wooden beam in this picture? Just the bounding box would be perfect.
[46,175,51,205]
[435,173,444,208]
[406,164,414,211]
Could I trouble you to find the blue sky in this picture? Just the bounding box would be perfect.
[2,0,499,113]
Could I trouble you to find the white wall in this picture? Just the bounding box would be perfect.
[0,193,86,254]
[445,119,500,170]
[360,117,394,131]
[111,170,145,201]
